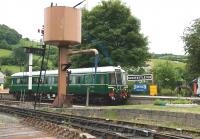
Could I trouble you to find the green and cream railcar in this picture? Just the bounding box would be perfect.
[9,66,129,103]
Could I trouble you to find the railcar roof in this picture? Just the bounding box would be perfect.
[11,66,125,77]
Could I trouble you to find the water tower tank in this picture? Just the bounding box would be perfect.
[44,6,81,46]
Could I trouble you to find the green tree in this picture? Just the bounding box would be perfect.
[0,40,9,49]
[153,61,178,89]
[183,18,200,78]
[12,47,28,68]
[0,24,22,45]
[71,0,150,68]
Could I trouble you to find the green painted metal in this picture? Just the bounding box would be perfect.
[9,72,128,97]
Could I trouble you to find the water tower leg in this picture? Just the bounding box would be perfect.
[53,46,70,107]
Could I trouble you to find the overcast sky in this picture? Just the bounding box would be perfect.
[0,0,199,55]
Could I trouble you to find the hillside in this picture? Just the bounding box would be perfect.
[151,53,187,63]
[149,58,186,69]
[0,49,12,57]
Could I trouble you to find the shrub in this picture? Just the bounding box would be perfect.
[160,88,176,96]
[170,99,192,104]
[154,99,167,106]
[4,76,11,88]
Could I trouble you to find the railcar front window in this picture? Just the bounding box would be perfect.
[116,72,122,85]
[109,73,116,85]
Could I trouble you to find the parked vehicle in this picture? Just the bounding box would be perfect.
[9,66,129,104]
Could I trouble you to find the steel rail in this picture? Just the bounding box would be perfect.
[0,104,193,139]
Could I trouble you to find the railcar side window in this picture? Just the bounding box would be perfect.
[47,76,52,84]
[109,73,116,85]
[12,78,17,84]
[16,78,20,84]
[85,74,93,84]
[70,75,75,84]
[54,76,58,84]
[21,77,28,84]
[75,76,81,84]
[32,77,39,84]
[100,74,105,84]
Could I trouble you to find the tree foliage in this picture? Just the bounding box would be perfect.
[12,46,28,67]
[0,24,22,49]
[71,0,150,68]
[153,61,179,89]
[183,18,200,78]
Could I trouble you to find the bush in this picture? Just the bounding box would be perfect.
[170,99,192,104]
[154,99,167,106]
[159,88,176,96]
[180,88,192,97]
[4,76,11,88]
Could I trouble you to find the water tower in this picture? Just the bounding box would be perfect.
[44,6,81,107]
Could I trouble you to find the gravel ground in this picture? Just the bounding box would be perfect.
[0,112,57,139]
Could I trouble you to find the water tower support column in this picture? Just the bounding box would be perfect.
[53,46,70,107]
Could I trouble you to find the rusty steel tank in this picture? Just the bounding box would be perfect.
[44,6,81,46]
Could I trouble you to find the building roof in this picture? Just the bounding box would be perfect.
[11,66,125,77]
[0,72,4,78]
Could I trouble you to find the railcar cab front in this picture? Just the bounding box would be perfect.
[108,67,128,102]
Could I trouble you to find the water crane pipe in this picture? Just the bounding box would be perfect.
[68,49,99,56]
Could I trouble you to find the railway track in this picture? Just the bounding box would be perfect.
[0,104,193,139]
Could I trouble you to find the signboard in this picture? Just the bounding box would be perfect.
[23,47,45,55]
[150,85,157,96]
[133,84,147,92]
[127,74,153,81]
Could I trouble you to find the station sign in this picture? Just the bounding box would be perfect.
[133,84,147,92]
[23,47,45,55]
[127,74,153,81]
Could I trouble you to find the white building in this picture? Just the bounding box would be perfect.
[0,72,5,90]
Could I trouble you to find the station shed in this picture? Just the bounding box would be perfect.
[0,72,5,90]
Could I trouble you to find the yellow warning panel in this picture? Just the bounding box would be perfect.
[150,85,157,96]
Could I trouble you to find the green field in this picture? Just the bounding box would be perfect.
[1,65,22,73]
[0,49,12,57]
[149,58,186,68]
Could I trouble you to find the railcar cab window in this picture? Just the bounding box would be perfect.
[116,72,122,85]
[109,73,116,85]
